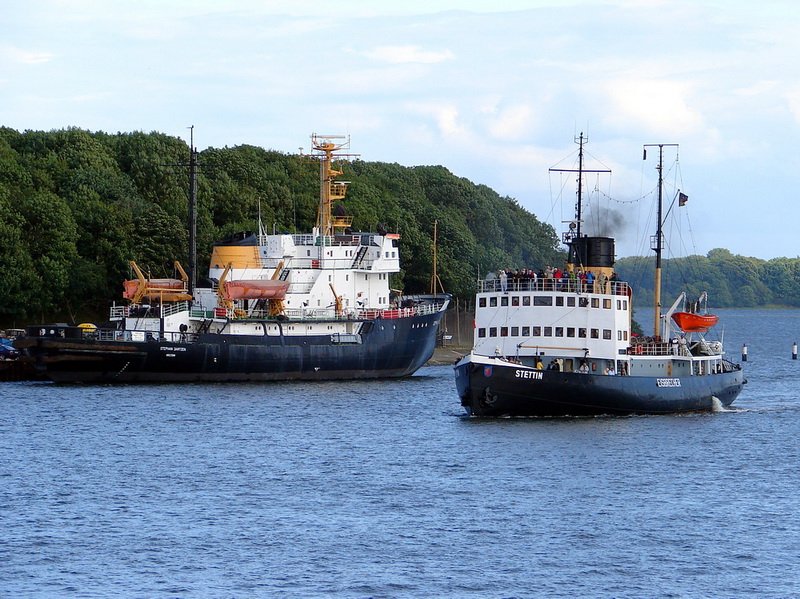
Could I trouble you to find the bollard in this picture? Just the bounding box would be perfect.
[742,344,748,362]
[794,342,798,361]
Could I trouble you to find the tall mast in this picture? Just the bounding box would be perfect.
[643,143,678,337]
[550,132,610,244]
[576,132,585,239]
[188,126,198,297]
[310,134,358,238]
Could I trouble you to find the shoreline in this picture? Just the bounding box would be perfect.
[428,345,469,366]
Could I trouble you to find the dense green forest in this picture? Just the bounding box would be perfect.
[615,248,800,310]
[0,127,563,326]
[1,127,798,327]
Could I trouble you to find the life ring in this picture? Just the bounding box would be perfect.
[635,345,643,355]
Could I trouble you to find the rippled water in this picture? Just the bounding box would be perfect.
[2,309,799,597]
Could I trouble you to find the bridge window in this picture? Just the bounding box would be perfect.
[544,326,552,337]
[522,296,531,306]
[489,327,497,337]
[579,328,587,338]
[522,326,530,336]
[603,299,612,309]
[511,326,519,336]
[603,329,612,339]
[567,327,575,337]
[591,298,600,308]
[490,297,497,307]
[511,296,519,306]
[533,326,541,336]
[500,327,508,337]
[556,296,564,306]
[478,328,486,338]
[534,296,553,306]
[479,298,487,307]
[555,327,564,337]
[567,297,576,307]
[501,297,509,306]
[591,328,599,339]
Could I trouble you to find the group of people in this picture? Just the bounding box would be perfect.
[488,266,618,294]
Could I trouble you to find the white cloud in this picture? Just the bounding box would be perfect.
[487,104,534,141]
[365,45,454,64]
[1,45,54,65]
[602,78,703,136]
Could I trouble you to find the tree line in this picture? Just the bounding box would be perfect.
[615,248,800,309]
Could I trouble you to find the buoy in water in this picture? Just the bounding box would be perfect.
[742,344,748,362]
[793,342,797,361]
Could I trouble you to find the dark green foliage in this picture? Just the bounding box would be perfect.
[0,128,564,325]
[615,248,800,310]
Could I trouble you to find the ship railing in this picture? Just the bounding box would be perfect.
[298,234,373,247]
[478,278,630,296]
[627,339,676,357]
[228,302,443,322]
[110,301,191,320]
[161,301,191,317]
[287,257,376,271]
[109,305,130,320]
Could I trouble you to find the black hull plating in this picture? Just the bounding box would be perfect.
[23,312,444,384]
[455,357,746,417]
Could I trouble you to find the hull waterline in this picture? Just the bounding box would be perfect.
[19,310,445,384]
[455,356,746,417]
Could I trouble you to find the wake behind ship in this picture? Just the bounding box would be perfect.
[454,136,745,417]
[16,135,450,383]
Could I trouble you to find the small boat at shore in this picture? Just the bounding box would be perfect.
[454,135,745,417]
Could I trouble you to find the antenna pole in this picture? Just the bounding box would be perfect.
[550,133,610,242]
[431,220,438,294]
[576,132,585,239]
[644,142,678,337]
[188,125,198,297]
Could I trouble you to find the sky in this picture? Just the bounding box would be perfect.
[2,0,799,259]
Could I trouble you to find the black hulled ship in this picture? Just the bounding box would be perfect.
[454,136,745,416]
[16,135,450,383]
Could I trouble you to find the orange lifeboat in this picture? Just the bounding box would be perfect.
[671,311,719,332]
[223,280,289,300]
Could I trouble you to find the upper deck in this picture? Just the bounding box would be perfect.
[478,276,630,295]
[473,274,632,361]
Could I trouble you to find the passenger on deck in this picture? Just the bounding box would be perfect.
[586,270,595,293]
[597,272,608,294]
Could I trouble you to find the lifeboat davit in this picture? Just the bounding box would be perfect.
[223,279,289,300]
[671,311,719,332]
